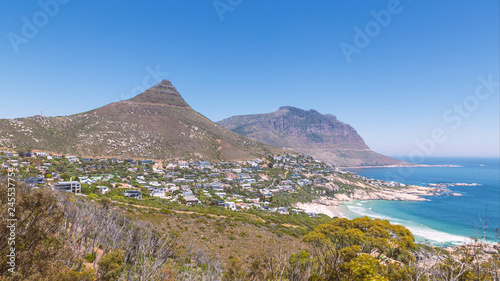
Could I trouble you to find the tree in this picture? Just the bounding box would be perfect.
[287,251,312,281]
[222,256,245,281]
[60,173,71,181]
[0,176,178,281]
[302,217,415,280]
[0,178,78,280]
[98,249,124,281]
[343,254,388,280]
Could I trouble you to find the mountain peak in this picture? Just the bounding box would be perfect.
[0,78,281,161]
[218,107,405,167]
[129,80,189,107]
[158,79,173,86]
[277,106,309,112]
[276,106,323,117]
[278,106,297,111]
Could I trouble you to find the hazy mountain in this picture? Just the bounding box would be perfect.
[218,106,405,167]
[0,80,282,161]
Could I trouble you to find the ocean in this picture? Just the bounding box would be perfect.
[343,157,500,246]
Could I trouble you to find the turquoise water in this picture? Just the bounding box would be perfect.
[345,157,500,246]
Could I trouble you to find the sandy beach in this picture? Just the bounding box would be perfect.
[295,200,345,218]
[343,164,463,169]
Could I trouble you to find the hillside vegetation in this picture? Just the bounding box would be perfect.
[1,179,499,280]
[0,80,282,162]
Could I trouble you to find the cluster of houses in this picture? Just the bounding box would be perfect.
[0,149,406,216]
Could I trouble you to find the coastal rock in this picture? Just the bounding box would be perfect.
[329,184,453,202]
[483,247,499,255]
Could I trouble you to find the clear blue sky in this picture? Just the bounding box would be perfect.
[1,0,498,158]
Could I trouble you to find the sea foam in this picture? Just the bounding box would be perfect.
[346,204,470,244]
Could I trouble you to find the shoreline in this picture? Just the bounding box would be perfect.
[342,164,463,169]
[301,159,499,249]
[295,179,464,219]
[296,199,498,247]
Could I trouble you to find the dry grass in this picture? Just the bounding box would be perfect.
[144,211,309,264]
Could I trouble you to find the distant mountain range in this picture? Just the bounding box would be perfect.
[0,80,282,161]
[0,80,405,166]
[218,106,405,167]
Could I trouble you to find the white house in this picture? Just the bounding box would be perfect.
[166,163,177,169]
[167,185,179,193]
[215,192,227,198]
[223,201,236,211]
[184,195,200,205]
[54,181,81,193]
[97,186,110,194]
[148,181,161,186]
[151,190,166,198]
[123,190,142,199]
[80,178,96,185]
[241,183,252,189]
[173,178,187,183]
[66,156,78,162]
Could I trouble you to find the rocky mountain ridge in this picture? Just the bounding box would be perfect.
[218,106,405,167]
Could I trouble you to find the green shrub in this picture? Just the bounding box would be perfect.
[84,252,96,263]
[169,231,181,238]
[98,249,124,281]
[160,208,172,215]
